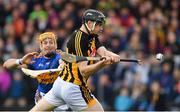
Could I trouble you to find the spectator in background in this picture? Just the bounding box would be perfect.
[144,28,163,54]
[135,50,150,84]
[114,86,133,111]
[119,8,134,30]
[29,3,48,31]
[159,61,175,100]
[130,83,147,111]
[98,73,114,110]
[147,81,168,111]
[3,71,27,110]
[12,8,25,38]
[165,31,180,54]
[109,35,121,53]
[172,67,180,109]
[0,59,11,105]
[126,32,143,55]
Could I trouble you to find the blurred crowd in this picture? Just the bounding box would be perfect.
[0,0,180,111]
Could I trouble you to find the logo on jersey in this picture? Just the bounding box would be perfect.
[38,63,44,67]
[90,38,96,57]
[45,62,50,66]
[90,48,96,57]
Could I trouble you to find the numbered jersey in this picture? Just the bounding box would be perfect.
[28,53,61,93]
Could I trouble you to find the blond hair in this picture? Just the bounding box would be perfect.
[38,32,57,44]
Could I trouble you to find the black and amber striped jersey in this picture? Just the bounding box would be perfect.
[59,30,102,86]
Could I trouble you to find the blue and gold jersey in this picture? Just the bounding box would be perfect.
[28,53,61,93]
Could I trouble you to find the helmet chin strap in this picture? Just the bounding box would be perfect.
[84,21,96,35]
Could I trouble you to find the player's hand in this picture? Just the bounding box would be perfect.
[58,59,65,70]
[21,52,39,64]
[56,50,63,54]
[110,54,120,63]
[101,56,113,65]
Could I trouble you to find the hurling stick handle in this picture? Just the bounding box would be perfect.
[76,56,102,62]
[86,57,102,61]
[75,56,140,63]
[101,58,140,63]
[119,59,140,63]
[96,57,140,63]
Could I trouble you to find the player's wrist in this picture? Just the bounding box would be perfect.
[97,60,106,68]
[16,59,23,65]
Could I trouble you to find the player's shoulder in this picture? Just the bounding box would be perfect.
[54,52,61,58]
[72,30,79,37]
[68,29,87,42]
[74,29,88,38]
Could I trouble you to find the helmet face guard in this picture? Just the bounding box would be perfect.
[95,18,106,26]
[82,9,106,34]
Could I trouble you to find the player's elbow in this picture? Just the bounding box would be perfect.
[3,62,8,69]
[81,71,91,79]
[79,68,90,78]
[3,61,13,69]
[79,68,86,75]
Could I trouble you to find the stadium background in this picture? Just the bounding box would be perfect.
[0,0,179,111]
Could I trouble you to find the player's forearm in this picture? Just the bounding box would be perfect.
[3,59,21,69]
[97,46,119,57]
[104,50,117,57]
[79,61,105,78]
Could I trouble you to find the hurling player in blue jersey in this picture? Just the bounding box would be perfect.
[3,32,68,110]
